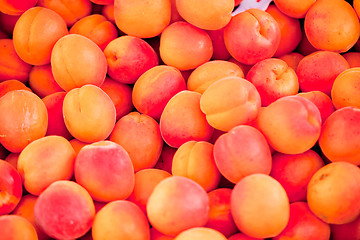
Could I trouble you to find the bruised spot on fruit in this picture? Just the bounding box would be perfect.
[319,173,329,180]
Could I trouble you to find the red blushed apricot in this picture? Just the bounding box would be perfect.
[172,141,221,192]
[297,51,349,96]
[42,92,72,140]
[75,141,135,202]
[224,9,280,65]
[296,30,318,56]
[0,39,32,83]
[231,174,290,239]
[0,79,31,98]
[63,84,116,143]
[297,90,335,123]
[266,4,302,57]
[331,68,360,109]
[114,0,170,38]
[319,107,360,165]
[37,0,92,27]
[128,168,171,213]
[0,215,38,240]
[169,0,182,23]
[278,52,304,71]
[0,0,37,16]
[13,7,68,66]
[34,180,95,239]
[70,139,87,156]
[176,0,233,30]
[200,77,261,132]
[133,65,186,120]
[305,0,360,53]
[151,227,174,240]
[343,52,360,68]
[160,21,213,70]
[331,215,360,240]
[102,3,115,23]
[307,162,360,224]
[160,90,213,148]
[104,36,159,84]
[147,176,209,236]
[4,152,18,169]
[270,150,324,203]
[213,125,272,184]
[100,77,133,121]
[174,227,227,240]
[207,28,231,61]
[273,0,315,18]
[154,144,176,174]
[0,160,22,215]
[187,60,244,94]
[28,64,63,98]
[258,95,322,154]
[228,233,263,240]
[70,14,118,50]
[17,136,75,196]
[205,188,238,237]
[0,12,19,35]
[228,57,253,76]
[0,90,48,153]
[110,112,163,171]
[51,34,107,91]
[92,200,150,240]
[246,58,299,106]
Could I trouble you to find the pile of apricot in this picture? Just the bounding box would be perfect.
[0,0,360,239]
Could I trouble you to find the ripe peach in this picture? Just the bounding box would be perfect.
[0,79,31,98]
[0,0,38,16]
[278,52,304,71]
[207,28,231,60]
[174,227,227,240]
[273,0,315,18]
[28,64,63,98]
[331,215,360,240]
[0,215,38,240]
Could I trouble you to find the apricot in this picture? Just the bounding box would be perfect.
[92,200,150,240]
[159,21,213,70]
[28,64,63,98]
[110,112,163,171]
[70,139,88,156]
[102,3,115,23]
[207,28,231,60]
[63,84,116,143]
[151,227,174,240]
[4,152,18,169]
[331,215,360,240]
[0,90,48,153]
[0,215,38,240]
[104,36,159,84]
[224,8,280,65]
[132,65,186,120]
[319,106,360,165]
[51,34,107,91]
[0,79,31,98]
[114,0,171,38]
[74,140,135,202]
[174,227,227,240]
[342,52,360,68]
[228,233,263,240]
[147,176,209,236]
[200,77,261,132]
[34,180,95,239]
[160,90,213,148]
[296,30,318,56]
[231,174,290,239]
[257,95,321,154]
[154,144,176,173]
[0,0,38,16]
[273,0,315,18]
[0,12,19,35]
[278,52,304,71]
[307,162,360,224]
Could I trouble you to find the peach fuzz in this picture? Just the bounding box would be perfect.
[213,125,272,184]
[42,92,72,140]
[0,215,38,240]
[127,168,171,213]
[70,14,118,50]
[151,227,174,240]
[172,141,221,192]
[92,200,150,240]
[37,0,92,27]
[228,233,263,240]
[34,180,95,239]
[205,188,238,237]
[100,77,133,121]
[224,8,280,65]
[154,144,177,174]
[104,36,159,84]
[0,0,37,16]
[187,60,244,94]
[63,84,116,143]
[304,0,360,53]
[0,160,22,215]
[159,21,213,70]
[331,67,360,109]
[200,77,261,132]
[12,7,68,66]
[28,64,63,98]
[278,52,304,71]
[319,107,360,165]
[75,140,135,202]
[0,90,48,153]
[273,0,315,18]
[331,215,360,240]
[0,39,32,83]
[231,174,290,239]
[0,79,31,98]
[296,51,349,96]
[132,65,186,120]
[51,34,107,91]
[176,0,234,30]
[307,162,360,224]
[343,52,360,68]
[159,90,213,148]
[257,95,321,154]
[270,150,325,203]
[207,28,231,61]
[174,227,227,240]
[147,176,209,236]
[246,58,299,106]
[114,0,170,38]
[110,112,163,171]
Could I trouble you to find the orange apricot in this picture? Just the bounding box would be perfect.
[0,79,31,98]
[174,227,227,240]
[0,215,38,240]
[28,64,63,98]
[0,0,38,16]
[273,0,315,18]
[102,2,115,23]
[278,52,304,71]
